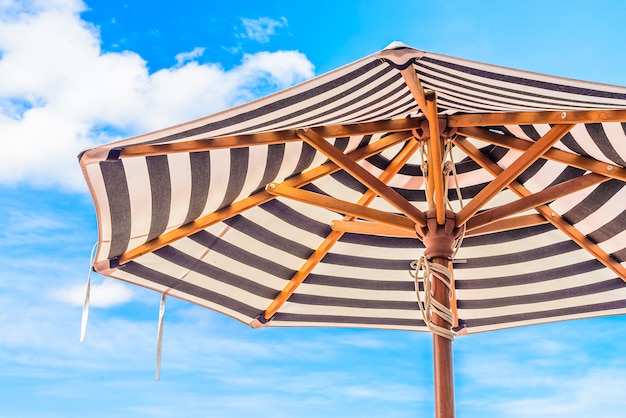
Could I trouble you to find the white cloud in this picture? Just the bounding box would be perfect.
[455,323,626,417]
[174,46,205,67]
[241,16,287,43]
[238,50,315,89]
[0,1,314,190]
[494,368,626,418]
[52,278,135,308]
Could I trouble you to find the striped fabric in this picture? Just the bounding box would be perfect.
[79,44,626,334]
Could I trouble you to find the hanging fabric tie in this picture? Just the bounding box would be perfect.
[410,256,456,340]
[80,243,98,343]
[411,138,458,340]
[443,138,466,259]
[155,293,167,381]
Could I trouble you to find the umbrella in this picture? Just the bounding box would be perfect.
[78,42,626,417]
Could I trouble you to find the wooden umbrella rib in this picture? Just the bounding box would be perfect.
[266,182,416,232]
[425,92,446,225]
[330,220,418,237]
[448,109,626,127]
[454,135,626,281]
[314,118,425,138]
[465,173,610,231]
[399,66,447,222]
[116,131,412,265]
[458,126,626,182]
[297,128,427,226]
[332,214,549,238]
[400,65,429,114]
[533,206,626,281]
[465,214,549,237]
[117,192,271,265]
[117,118,425,158]
[263,139,422,319]
[119,130,300,157]
[455,123,575,227]
[264,230,344,319]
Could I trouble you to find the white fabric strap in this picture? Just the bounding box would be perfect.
[155,293,167,381]
[80,243,98,343]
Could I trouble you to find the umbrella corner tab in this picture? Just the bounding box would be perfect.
[249,312,274,329]
[77,146,122,165]
[92,258,118,276]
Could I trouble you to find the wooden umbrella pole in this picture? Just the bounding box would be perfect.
[417,210,460,418]
[431,255,455,418]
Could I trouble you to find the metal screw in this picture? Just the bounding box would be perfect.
[268,183,276,190]
[607,165,614,172]
[561,112,567,119]
[551,212,557,218]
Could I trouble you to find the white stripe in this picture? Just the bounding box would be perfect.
[380,140,411,162]
[270,320,428,331]
[298,282,416,302]
[457,259,613,301]
[522,160,570,193]
[574,186,626,235]
[213,228,309,273]
[278,197,338,224]
[182,269,274,310]
[455,249,595,282]
[422,53,626,106]
[165,153,192,230]
[312,263,409,281]
[312,172,367,204]
[85,163,112,262]
[278,301,422,319]
[599,230,626,255]
[465,308,626,334]
[234,144,268,202]
[123,157,152,249]
[460,288,626,321]
[343,135,367,154]
[456,228,571,259]
[202,149,231,214]
[131,250,277,309]
[330,239,419,260]
[602,122,626,162]
[201,63,398,137]
[115,267,256,323]
[421,73,584,111]
[549,185,594,214]
[566,124,608,163]
[274,142,304,182]
[337,78,414,123]
[241,204,331,249]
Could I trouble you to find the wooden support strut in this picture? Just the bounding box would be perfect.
[454,135,626,282]
[112,131,412,267]
[455,123,575,227]
[259,138,423,322]
[297,128,427,227]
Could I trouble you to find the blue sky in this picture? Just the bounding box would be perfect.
[2,0,626,417]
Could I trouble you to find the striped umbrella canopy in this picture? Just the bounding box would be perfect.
[79,43,626,417]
